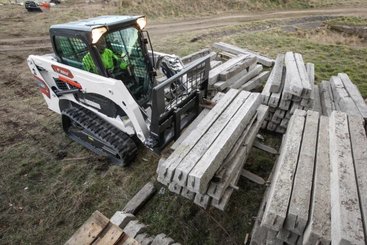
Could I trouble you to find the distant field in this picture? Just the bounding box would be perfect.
[2,0,366,18]
[116,0,367,18]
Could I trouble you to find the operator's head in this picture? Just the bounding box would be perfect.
[96,37,107,52]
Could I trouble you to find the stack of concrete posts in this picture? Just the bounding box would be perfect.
[318,73,367,124]
[208,42,272,92]
[261,52,315,133]
[250,109,367,245]
[156,89,268,210]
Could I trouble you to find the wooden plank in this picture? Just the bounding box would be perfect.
[213,42,274,67]
[294,53,312,98]
[303,116,331,245]
[285,110,319,235]
[241,71,270,91]
[172,91,250,187]
[329,111,365,244]
[339,73,367,119]
[269,54,285,93]
[312,84,322,113]
[187,93,261,193]
[123,182,156,215]
[65,211,110,245]
[230,64,263,89]
[261,110,306,231]
[348,115,367,240]
[253,140,278,155]
[157,89,239,184]
[319,80,335,116]
[284,52,303,97]
[93,223,124,245]
[209,55,249,85]
[241,169,265,185]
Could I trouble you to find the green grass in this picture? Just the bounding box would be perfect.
[327,16,367,27]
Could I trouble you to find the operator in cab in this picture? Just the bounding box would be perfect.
[82,37,128,76]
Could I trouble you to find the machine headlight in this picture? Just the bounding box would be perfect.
[91,27,108,44]
[137,17,147,30]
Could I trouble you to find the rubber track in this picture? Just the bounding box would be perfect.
[62,106,137,165]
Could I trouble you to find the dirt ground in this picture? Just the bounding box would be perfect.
[0,2,367,245]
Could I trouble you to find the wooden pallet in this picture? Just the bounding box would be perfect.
[65,211,138,245]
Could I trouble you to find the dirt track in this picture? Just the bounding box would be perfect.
[1,6,367,52]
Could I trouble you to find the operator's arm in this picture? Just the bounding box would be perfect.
[82,53,97,73]
[110,50,128,70]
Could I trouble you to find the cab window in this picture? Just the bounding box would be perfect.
[54,36,98,74]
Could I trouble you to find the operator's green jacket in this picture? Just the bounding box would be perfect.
[83,48,128,74]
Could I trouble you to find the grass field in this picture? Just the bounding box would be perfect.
[0,3,367,245]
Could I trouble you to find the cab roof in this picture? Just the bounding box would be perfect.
[50,15,143,33]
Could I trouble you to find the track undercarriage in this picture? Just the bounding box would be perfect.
[61,106,138,165]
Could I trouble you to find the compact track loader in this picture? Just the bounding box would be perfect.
[28,16,211,165]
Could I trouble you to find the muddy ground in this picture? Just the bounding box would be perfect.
[0,3,367,245]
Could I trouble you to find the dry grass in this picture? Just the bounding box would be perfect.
[294,27,367,48]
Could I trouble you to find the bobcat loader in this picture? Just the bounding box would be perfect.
[27,15,211,165]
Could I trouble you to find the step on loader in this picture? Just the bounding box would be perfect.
[27,15,211,165]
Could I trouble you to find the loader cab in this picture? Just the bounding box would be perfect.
[49,15,154,107]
